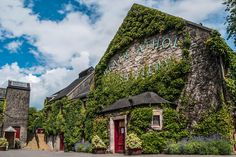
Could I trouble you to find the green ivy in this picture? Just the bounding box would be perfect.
[0,100,4,123]
[128,107,152,136]
[92,117,109,145]
[141,131,167,154]
[227,52,236,103]
[206,31,231,56]
[42,98,85,150]
[127,107,189,154]
[95,3,186,87]
[162,108,189,140]
[193,104,234,139]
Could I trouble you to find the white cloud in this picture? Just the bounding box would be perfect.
[0,0,230,108]
[154,0,224,22]
[0,61,89,109]
[5,40,22,53]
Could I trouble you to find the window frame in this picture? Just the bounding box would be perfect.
[151,109,163,130]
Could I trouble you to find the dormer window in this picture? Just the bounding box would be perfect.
[151,109,163,130]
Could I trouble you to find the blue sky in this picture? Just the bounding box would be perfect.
[0,0,235,109]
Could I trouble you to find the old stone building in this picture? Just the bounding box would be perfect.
[91,4,235,154]
[42,4,236,154]
[2,80,30,146]
[0,88,6,136]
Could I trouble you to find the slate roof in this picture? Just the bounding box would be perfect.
[49,67,94,101]
[101,92,173,113]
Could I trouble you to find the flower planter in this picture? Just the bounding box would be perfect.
[0,146,7,151]
[127,148,142,155]
[94,148,106,154]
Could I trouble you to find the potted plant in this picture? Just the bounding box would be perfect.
[92,135,106,154]
[0,138,8,151]
[126,133,142,155]
[15,138,21,149]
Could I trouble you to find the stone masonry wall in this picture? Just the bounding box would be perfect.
[3,87,30,145]
[179,25,225,127]
[105,31,182,79]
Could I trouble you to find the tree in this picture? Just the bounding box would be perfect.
[224,0,236,45]
[28,107,43,133]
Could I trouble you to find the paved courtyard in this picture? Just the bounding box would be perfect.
[0,150,236,157]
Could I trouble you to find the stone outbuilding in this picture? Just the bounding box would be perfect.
[2,80,30,147]
[101,92,175,153]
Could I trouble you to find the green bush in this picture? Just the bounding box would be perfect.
[166,143,181,154]
[165,140,232,155]
[126,133,142,149]
[76,142,93,153]
[77,144,85,152]
[182,141,202,154]
[15,138,21,149]
[141,131,167,154]
[0,138,8,147]
[91,135,106,149]
[209,140,232,155]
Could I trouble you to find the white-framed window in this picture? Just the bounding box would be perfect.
[151,109,163,130]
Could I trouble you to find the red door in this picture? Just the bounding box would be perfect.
[13,127,20,139]
[59,134,64,151]
[114,120,125,153]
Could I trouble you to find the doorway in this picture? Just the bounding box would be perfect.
[13,126,20,139]
[59,134,64,151]
[114,119,125,153]
[5,132,15,149]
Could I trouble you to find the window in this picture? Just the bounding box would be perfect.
[153,115,160,126]
[151,109,162,130]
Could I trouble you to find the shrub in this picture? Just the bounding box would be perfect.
[15,138,21,149]
[141,131,166,154]
[75,142,92,153]
[0,138,8,147]
[165,139,232,155]
[166,143,181,154]
[92,135,106,149]
[182,141,202,154]
[126,133,142,149]
[209,140,232,155]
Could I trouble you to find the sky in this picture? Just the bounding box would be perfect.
[0,0,235,109]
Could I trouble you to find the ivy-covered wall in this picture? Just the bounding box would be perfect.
[42,98,85,150]
[95,3,186,87]
[128,107,189,154]
[0,100,5,124]
[41,3,236,154]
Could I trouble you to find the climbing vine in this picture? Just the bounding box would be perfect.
[95,3,186,87]
[0,100,4,123]
[42,98,85,150]
[193,104,234,139]
[84,58,190,145]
